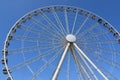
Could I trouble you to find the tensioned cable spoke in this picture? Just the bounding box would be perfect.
[31,46,64,80]
[77,30,109,42]
[71,49,90,80]
[81,43,120,56]
[64,8,70,34]
[21,19,54,35]
[77,40,118,44]
[30,18,63,39]
[21,23,62,41]
[75,16,89,35]
[85,49,118,80]
[9,46,40,55]
[83,47,120,71]
[10,45,62,72]
[27,65,34,75]
[94,61,118,80]
[8,44,62,55]
[85,47,118,80]
[13,36,64,46]
[12,36,62,43]
[40,33,61,72]
[40,13,65,38]
[31,17,58,35]
[21,23,34,76]
[71,11,78,34]
[83,45,120,56]
[91,30,110,38]
[37,36,55,69]
[52,8,67,35]
[99,47,120,56]
[96,54,120,70]
[31,18,55,34]
[21,24,41,35]
[77,23,99,38]
[73,43,109,80]
[82,45,110,60]
[21,24,62,41]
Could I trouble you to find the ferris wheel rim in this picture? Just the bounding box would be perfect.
[2,5,120,80]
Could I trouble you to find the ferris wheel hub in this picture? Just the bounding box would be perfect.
[66,34,76,42]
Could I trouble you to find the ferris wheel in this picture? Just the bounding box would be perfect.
[2,5,120,80]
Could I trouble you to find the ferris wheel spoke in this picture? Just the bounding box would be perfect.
[73,43,109,80]
[77,30,109,41]
[30,18,51,31]
[82,45,120,65]
[90,30,110,38]
[8,44,62,55]
[10,45,62,72]
[77,23,99,38]
[13,36,63,45]
[20,24,42,35]
[85,50,119,80]
[39,42,63,46]
[96,54,120,70]
[93,61,118,80]
[81,43,120,55]
[71,11,78,34]
[84,48,120,70]
[12,36,61,43]
[81,48,115,79]
[27,65,34,75]
[8,45,40,55]
[52,8,67,35]
[71,49,91,80]
[21,24,61,41]
[83,45,120,56]
[64,8,70,34]
[77,40,118,44]
[21,23,62,41]
[31,46,64,80]
[40,13,65,38]
[84,48,118,80]
[30,18,63,39]
[75,16,89,35]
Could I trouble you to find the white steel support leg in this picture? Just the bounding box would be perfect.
[73,43,109,80]
[77,49,98,80]
[51,43,70,80]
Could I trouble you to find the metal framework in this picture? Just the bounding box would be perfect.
[1,5,120,80]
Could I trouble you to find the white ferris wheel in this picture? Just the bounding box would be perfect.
[2,5,120,80]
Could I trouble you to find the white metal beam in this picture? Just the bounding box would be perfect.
[77,48,98,80]
[73,43,108,80]
[51,43,70,80]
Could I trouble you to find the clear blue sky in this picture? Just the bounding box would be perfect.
[0,0,120,80]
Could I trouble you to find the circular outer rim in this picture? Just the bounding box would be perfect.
[3,5,120,80]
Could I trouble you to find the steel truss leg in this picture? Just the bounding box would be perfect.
[51,43,70,80]
[73,43,108,80]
